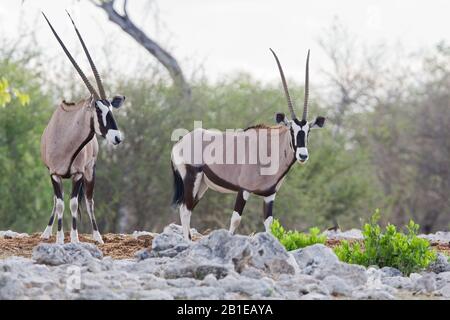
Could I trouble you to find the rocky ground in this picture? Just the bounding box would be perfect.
[1,225,450,300]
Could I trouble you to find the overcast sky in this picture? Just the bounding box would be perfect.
[0,0,448,83]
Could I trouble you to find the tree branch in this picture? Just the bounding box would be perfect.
[92,0,191,98]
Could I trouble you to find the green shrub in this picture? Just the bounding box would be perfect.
[271,219,326,251]
[334,211,437,275]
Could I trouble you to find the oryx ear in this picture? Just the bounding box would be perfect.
[275,112,289,125]
[111,95,125,108]
[310,116,325,129]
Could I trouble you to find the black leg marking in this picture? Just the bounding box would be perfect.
[92,218,98,231]
[70,176,83,233]
[263,201,274,220]
[47,196,56,226]
[183,165,201,211]
[71,177,83,199]
[233,190,247,215]
[48,214,55,226]
[51,176,63,199]
[263,194,276,233]
[84,167,101,236]
[49,175,64,234]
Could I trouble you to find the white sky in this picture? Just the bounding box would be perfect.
[0,0,449,84]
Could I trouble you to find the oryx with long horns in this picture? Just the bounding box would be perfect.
[40,12,125,244]
[171,49,325,240]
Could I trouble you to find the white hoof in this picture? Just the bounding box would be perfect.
[264,216,274,233]
[56,231,64,244]
[70,230,79,243]
[41,226,53,239]
[92,231,104,244]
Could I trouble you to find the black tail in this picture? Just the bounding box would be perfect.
[171,164,184,208]
[77,181,84,223]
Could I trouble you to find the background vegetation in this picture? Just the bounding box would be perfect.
[0,9,449,235]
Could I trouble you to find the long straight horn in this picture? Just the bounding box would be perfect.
[42,12,99,100]
[66,10,106,100]
[302,49,310,121]
[270,48,297,120]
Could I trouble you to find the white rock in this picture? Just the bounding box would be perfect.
[413,273,436,293]
[299,292,331,300]
[291,244,339,273]
[32,243,103,266]
[428,253,450,273]
[322,228,363,240]
[419,231,450,244]
[437,284,450,298]
[137,289,173,300]
[353,289,395,300]
[313,262,368,288]
[381,276,413,290]
[0,230,29,238]
[131,231,157,239]
[0,274,25,300]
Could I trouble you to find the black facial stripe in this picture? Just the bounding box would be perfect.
[289,127,296,150]
[96,108,108,136]
[294,118,307,126]
[297,130,306,148]
[106,111,118,130]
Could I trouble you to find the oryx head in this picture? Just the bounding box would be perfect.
[43,11,125,145]
[270,49,325,164]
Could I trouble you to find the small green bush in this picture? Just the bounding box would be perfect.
[271,219,326,251]
[334,211,437,275]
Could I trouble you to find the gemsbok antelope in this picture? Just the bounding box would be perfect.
[171,49,326,240]
[40,12,125,244]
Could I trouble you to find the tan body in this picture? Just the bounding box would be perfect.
[171,126,296,240]
[173,126,295,196]
[40,97,104,244]
[41,98,98,179]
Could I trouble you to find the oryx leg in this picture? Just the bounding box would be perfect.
[41,195,57,240]
[229,190,250,234]
[180,166,201,241]
[194,174,208,204]
[43,175,65,244]
[263,193,276,233]
[84,167,103,244]
[69,173,83,243]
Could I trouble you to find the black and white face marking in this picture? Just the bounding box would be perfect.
[291,119,309,163]
[93,96,125,145]
[275,113,326,164]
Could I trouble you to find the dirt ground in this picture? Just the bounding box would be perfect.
[0,232,153,260]
[0,233,449,261]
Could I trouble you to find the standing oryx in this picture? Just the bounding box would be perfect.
[40,12,125,244]
[171,49,325,241]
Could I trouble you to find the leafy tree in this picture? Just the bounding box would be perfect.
[0,58,53,232]
[0,77,30,107]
